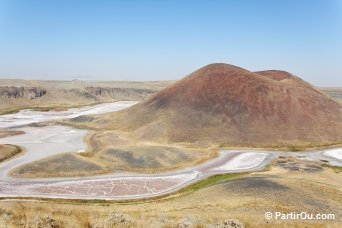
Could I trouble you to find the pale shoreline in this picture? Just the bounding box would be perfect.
[0,101,341,200]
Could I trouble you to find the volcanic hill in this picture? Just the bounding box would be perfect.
[82,63,342,146]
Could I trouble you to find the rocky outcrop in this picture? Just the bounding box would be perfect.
[0,87,46,99]
[214,219,245,228]
[85,87,156,99]
[65,87,156,101]
[107,213,135,226]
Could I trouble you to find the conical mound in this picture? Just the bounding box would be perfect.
[94,63,342,146]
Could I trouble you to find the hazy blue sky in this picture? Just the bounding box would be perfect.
[0,0,341,86]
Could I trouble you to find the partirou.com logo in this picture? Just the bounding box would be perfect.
[265,211,335,220]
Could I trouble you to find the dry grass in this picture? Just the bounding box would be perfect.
[0,144,22,163]
[0,80,172,114]
[0,159,341,227]
[0,130,24,138]
[10,153,109,178]
[11,131,218,177]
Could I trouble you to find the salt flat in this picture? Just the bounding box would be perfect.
[323,148,342,160]
[211,152,268,171]
[0,101,341,200]
[0,125,88,178]
[0,173,198,200]
[0,101,137,129]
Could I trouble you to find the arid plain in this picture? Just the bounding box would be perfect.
[0,64,341,227]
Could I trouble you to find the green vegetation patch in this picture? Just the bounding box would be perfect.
[321,164,342,173]
[288,145,300,152]
[181,173,247,192]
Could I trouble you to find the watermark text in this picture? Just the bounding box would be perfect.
[265,211,335,220]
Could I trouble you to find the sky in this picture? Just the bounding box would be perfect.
[0,0,341,86]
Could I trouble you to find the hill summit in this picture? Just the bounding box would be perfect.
[91,63,342,146]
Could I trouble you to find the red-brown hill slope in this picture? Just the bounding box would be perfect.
[91,63,342,146]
